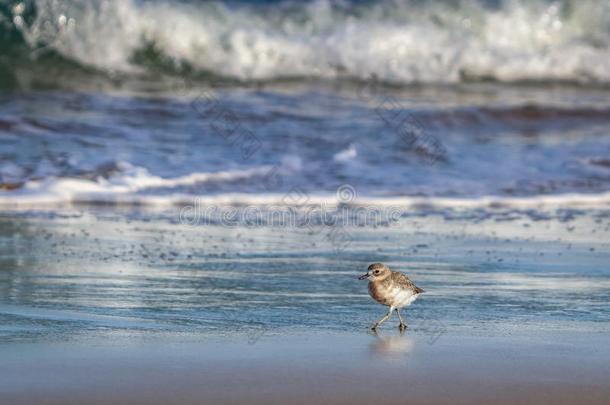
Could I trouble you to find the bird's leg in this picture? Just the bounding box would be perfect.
[371,308,393,330]
[396,308,407,331]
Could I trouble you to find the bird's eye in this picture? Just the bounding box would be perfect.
[374,270,380,274]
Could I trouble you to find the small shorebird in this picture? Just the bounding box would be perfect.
[359,263,424,331]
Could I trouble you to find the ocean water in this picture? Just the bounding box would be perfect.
[0,0,609,344]
[1,0,610,205]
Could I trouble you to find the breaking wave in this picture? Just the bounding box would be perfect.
[2,0,610,89]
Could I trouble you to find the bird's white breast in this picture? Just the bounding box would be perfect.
[390,287,419,308]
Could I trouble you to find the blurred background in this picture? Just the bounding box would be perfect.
[0,0,609,204]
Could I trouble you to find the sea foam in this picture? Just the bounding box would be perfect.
[10,0,610,84]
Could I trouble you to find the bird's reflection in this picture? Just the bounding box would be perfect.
[369,329,415,358]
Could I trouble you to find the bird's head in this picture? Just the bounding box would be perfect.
[358,263,391,281]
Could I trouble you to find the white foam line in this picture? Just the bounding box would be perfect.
[354,192,610,209]
[1,161,610,210]
[2,190,610,210]
[0,165,274,207]
[94,190,610,209]
[107,165,275,190]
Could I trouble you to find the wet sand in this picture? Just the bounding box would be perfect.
[1,330,609,405]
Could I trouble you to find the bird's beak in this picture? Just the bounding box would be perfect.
[358,273,369,280]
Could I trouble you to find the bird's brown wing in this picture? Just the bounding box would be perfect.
[391,271,425,293]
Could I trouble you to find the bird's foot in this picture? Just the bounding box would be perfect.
[398,323,408,331]
[371,324,379,331]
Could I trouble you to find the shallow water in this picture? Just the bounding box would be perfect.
[1,210,608,344]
